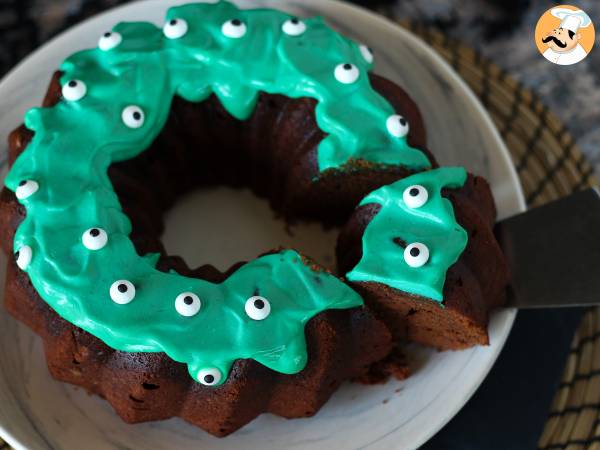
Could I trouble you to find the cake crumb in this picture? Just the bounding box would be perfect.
[353,345,410,384]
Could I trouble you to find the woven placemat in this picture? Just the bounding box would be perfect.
[398,21,600,450]
[0,19,598,450]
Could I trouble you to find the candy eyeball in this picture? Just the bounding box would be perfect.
[163,18,188,39]
[386,114,410,138]
[403,185,428,209]
[82,228,108,250]
[62,80,87,101]
[222,19,247,38]
[359,44,374,64]
[122,105,145,129]
[404,243,430,268]
[334,63,360,84]
[198,367,222,386]
[98,31,122,51]
[282,18,306,36]
[110,280,136,304]
[175,292,201,317]
[245,296,271,320]
[15,245,32,270]
[15,180,39,200]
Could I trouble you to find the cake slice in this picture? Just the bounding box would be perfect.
[337,167,508,349]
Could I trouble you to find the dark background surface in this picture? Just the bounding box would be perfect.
[422,308,585,450]
[1,0,598,173]
[0,1,597,448]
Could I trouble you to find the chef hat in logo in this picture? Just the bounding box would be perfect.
[551,7,592,33]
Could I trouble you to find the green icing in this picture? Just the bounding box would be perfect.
[346,167,468,302]
[3,1,420,385]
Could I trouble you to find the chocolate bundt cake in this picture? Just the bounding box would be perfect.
[0,0,507,437]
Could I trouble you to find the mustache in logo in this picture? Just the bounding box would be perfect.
[542,35,567,48]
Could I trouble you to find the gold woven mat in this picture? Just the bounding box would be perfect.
[0,19,598,450]
[400,21,600,450]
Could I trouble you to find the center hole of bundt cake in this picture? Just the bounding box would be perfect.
[107,93,350,273]
[162,186,338,271]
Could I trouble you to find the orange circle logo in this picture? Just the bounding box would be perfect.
[535,5,595,65]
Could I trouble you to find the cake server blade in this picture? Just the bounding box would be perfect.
[495,188,600,308]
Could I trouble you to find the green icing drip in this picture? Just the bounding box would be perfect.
[2,1,413,385]
[346,167,468,302]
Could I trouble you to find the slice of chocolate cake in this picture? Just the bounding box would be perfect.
[337,168,508,349]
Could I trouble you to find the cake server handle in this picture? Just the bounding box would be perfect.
[495,188,600,308]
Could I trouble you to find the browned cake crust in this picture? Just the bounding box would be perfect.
[0,71,433,436]
[4,261,391,436]
[337,175,509,350]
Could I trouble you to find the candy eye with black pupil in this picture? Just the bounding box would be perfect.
[197,367,222,386]
[222,19,247,38]
[15,245,32,270]
[98,31,122,51]
[245,296,271,320]
[334,63,360,84]
[404,243,430,268]
[175,292,201,317]
[386,114,410,138]
[122,105,145,128]
[82,227,108,250]
[110,280,135,304]
[163,18,188,39]
[62,80,87,101]
[15,180,39,200]
[282,18,306,36]
[403,185,428,208]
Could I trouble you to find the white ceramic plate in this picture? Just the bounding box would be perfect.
[0,1,526,449]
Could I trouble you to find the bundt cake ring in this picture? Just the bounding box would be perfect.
[0,0,508,437]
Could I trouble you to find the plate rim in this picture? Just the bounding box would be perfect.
[0,1,526,449]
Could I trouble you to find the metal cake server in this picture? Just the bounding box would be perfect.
[495,188,600,308]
